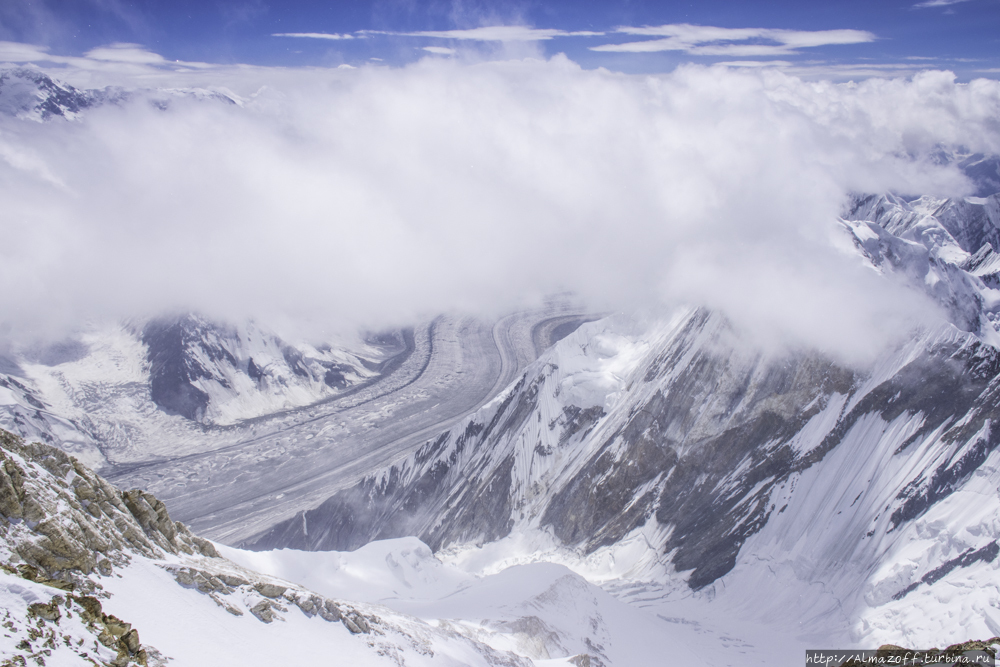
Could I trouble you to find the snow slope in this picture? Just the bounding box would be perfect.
[223,537,709,667]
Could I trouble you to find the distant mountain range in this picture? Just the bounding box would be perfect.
[0,66,237,121]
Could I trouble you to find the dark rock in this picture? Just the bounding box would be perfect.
[141,316,226,421]
[247,357,265,382]
[254,582,287,598]
[218,573,248,587]
[70,595,103,623]
[103,614,131,638]
[250,600,274,623]
[27,601,61,622]
[120,628,141,654]
[319,599,342,622]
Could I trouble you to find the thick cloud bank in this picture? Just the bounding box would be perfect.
[2,57,1000,361]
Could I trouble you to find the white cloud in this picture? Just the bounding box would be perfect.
[722,60,956,81]
[272,32,355,40]
[1,57,998,365]
[717,60,795,68]
[84,43,166,64]
[913,0,973,7]
[422,46,456,55]
[0,41,52,62]
[592,24,875,55]
[0,40,212,76]
[363,26,602,42]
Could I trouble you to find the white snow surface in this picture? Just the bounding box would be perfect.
[221,538,708,666]
[95,554,516,667]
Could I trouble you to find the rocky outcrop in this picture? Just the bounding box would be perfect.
[0,428,385,646]
[0,429,217,590]
[163,561,380,635]
[0,565,158,666]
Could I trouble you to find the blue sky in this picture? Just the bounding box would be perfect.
[1,0,998,78]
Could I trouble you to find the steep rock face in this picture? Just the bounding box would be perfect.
[541,326,858,589]
[251,191,1000,597]
[143,318,215,421]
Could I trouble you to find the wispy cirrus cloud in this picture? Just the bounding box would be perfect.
[272,32,355,40]
[592,24,875,56]
[912,0,973,8]
[360,26,602,42]
[0,41,52,62]
[85,42,168,64]
[0,40,211,73]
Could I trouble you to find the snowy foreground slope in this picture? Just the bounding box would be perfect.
[1,429,691,666]
[249,193,1000,662]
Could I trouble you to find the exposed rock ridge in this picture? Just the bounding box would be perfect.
[0,573,163,666]
[0,429,217,588]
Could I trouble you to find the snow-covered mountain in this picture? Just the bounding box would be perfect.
[0,67,117,120]
[0,316,405,472]
[247,191,1000,659]
[138,314,400,424]
[0,66,237,121]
